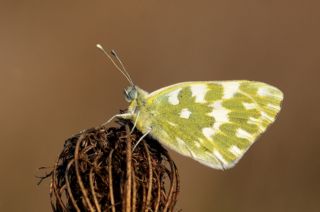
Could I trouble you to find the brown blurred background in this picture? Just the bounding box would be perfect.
[0,0,319,211]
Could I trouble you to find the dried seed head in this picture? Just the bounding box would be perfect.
[49,121,179,211]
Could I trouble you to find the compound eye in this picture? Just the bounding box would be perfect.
[128,89,137,100]
[124,86,137,102]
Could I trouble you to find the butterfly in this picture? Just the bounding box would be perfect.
[97,44,284,170]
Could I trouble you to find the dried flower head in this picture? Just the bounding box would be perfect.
[48,121,179,212]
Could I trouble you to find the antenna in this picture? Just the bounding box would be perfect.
[96,44,134,86]
[111,49,134,86]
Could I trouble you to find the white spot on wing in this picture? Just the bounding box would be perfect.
[257,87,269,96]
[180,108,192,119]
[190,84,207,103]
[222,82,240,99]
[212,100,224,109]
[208,108,229,123]
[208,100,229,129]
[243,102,256,110]
[202,127,215,140]
[195,141,201,148]
[248,117,259,125]
[229,145,242,156]
[261,111,275,122]
[267,103,280,111]
[167,88,181,105]
[236,128,253,141]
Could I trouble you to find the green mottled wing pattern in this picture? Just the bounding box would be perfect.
[133,81,283,169]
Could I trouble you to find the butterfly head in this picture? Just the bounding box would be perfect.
[124,86,148,103]
[124,85,138,102]
[125,85,148,117]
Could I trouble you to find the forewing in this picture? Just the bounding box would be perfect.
[144,81,283,169]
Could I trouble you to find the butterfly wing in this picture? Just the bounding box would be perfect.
[137,81,283,169]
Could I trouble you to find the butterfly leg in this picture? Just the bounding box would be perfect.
[130,110,140,134]
[101,113,132,126]
[132,128,152,152]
